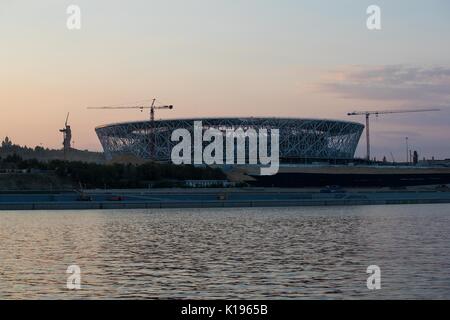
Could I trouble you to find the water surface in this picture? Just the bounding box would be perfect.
[1,204,449,299]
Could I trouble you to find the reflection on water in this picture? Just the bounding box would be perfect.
[1,204,450,299]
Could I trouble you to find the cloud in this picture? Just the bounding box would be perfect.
[319,65,450,106]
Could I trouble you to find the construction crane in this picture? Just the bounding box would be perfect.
[87,98,173,121]
[88,99,174,158]
[59,112,72,160]
[347,108,440,161]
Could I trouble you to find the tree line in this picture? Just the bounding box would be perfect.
[0,155,226,189]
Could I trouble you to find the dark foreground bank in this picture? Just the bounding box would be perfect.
[1,188,450,210]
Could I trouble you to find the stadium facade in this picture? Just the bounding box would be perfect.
[95,117,364,163]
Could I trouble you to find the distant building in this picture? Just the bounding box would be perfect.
[0,168,27,174]
[1,136,13,149]
[184,180,233,188]
[95,117,364,163]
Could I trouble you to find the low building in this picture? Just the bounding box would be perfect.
[184,180,233,188]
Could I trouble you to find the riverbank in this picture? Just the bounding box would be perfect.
[1,188,450,210]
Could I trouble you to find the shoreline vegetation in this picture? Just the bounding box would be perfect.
[0,136,104,163]
[0,155,227,190]
[0,137,228,190]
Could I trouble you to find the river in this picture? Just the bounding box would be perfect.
[1,204,449,299]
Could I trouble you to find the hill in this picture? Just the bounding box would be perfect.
[0,136,104,163]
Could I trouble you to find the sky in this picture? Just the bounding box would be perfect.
[1,0,449,160]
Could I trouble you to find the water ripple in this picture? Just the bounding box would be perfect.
[1,204,450,299]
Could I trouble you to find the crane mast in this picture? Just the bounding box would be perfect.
[347,108,440,162]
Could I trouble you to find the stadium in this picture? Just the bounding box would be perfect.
[95,117,364,163]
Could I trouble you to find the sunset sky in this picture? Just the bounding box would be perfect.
[1,0,449,160]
